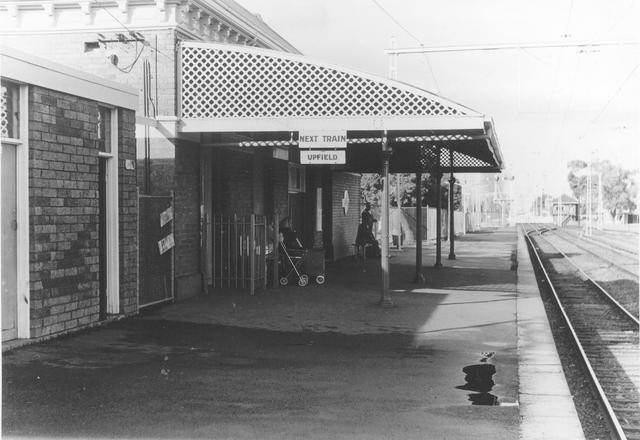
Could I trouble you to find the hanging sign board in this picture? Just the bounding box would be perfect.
[300,150,346,165]
[298,130,347,149]
[160,206,173,228]
[158,233,175,255]
[272,147,289,161]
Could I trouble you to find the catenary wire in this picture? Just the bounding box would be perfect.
[369,0,441,93]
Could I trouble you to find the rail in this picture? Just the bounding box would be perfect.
[522,223,631,440]
[552,228,639,280]
[533,225,639,324]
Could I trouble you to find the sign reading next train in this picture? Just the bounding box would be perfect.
[298,130,347,149]
[298,130,347,164]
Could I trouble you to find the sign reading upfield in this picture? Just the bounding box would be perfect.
[298,130,347,149]
[298,130,347,164]
[300,150,346,165]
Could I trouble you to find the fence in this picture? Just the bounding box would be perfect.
[398,207,465,244]
[211,214,268,295]
[138,193,174,308]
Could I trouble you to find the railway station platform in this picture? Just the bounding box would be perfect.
[147,226,585,439]
[2,227,586,439]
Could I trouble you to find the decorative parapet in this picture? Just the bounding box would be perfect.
[0,0,298,53]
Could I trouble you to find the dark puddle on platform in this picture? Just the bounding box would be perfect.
[456,363,500,406]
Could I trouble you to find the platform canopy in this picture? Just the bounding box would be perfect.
[178,41,504,173]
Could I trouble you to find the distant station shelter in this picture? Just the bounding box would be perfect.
[173,42,504,300]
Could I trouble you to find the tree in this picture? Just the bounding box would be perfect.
[361,173,462,210]
[567,159,637,217]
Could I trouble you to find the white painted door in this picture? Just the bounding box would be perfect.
[2,143,18,341]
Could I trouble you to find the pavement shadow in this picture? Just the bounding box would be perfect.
[455,363,500,406]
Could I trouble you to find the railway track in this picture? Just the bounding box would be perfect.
[550,228,639,305]
[523,224,640,440]
[590,229,639,256]
[561,227,639,259]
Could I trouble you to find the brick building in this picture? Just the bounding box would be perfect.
[1,47,138,342]
[1,0,504,321]
[0,0,364,307]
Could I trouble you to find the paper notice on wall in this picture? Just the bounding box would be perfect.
[160,206,173,227]
[158,233,175,255]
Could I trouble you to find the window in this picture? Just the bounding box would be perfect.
[1,81,20,140]
[288,164,306,193]
[97,106,112,153]
[96,106,119,316]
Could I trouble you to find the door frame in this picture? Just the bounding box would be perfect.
[98,106,120,315]
[1,83,30,339]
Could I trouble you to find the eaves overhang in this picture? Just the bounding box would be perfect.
[177,41,504,172]
[1,45,138,110]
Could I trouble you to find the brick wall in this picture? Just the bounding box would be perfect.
[28,86,137,338]
[252,152,266,215]
[211,149,254,215]
[118,109,138,315]
[331,173,362,260]
[271,159,289,220]
[174,140,201,299]
[0,30,178,115]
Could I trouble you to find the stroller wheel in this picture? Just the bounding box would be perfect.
[315,275,325,285]
[298,277,308,287]
[300,274,309,284]
[279,277,289,286]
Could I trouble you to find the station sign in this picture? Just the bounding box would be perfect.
[298,130,347,149]
[300,150,346,165]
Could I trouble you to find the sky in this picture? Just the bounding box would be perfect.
[237,0,639,210]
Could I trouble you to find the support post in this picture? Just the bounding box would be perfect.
[272,213,279,288]
[379,134,393,306]
[434,149,443,268]
[395,175,402,250]
[414,171,425,284]
[250,214,256,295]
[448,150,456,260]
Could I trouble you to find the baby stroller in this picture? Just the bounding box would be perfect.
[279,241,309,287]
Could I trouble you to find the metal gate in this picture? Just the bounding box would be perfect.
[138,193,174,308]
[211,214,268,295]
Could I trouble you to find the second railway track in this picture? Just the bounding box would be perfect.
[523,224,640,440]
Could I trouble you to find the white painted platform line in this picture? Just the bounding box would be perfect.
[516,231,586,440]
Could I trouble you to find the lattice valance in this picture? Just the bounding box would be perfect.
[418,145,493,172]
[181,43,477,121]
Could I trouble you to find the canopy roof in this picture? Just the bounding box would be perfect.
[178,41,504,173]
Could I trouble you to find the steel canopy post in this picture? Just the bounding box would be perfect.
[434,148,443,268]
[448,149,456,260]
[379,133,393,306]
[414,170,425,284]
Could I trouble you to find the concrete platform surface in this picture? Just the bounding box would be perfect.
[1,227,584,439]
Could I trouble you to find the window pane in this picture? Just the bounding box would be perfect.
[1,81,20,139]
[97,107,111,153]
[288,164,306,193]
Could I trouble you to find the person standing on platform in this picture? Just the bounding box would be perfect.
[357,202,381,257]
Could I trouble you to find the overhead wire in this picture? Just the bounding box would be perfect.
[544,0,574,120]
[369,0,440,93]
[548,0,576,149]
[578,61,640,141]
[98,5,173,113]
[100,6,174,63]
[552,51,582,152]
